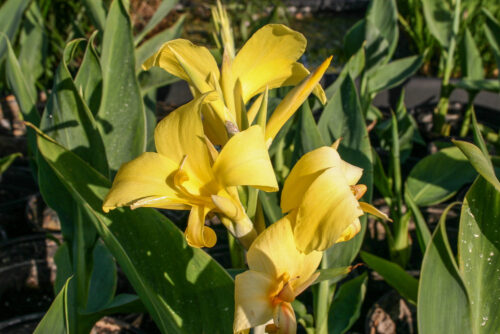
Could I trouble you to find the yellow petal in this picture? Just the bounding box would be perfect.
[247,93,264,125]
[185,205,216,248]
[213,125,278,192]
[359,202,392,221]
[201,104,229,146]
[247,214,322,290]
[336,218,361,243]
[232,24,307,103]
[142,39,219,88]
[281,146,342,213]
[273,302,297,334]
[154,95,216,194]
[102,152,188,212]
[293,167,364,253]
[234,271,275,333]
[341,160,363,186]
[282,62,327,104]
[265,56,332,146]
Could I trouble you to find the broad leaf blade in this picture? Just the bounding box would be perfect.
[360,251,418,304]
[453,140,500,192]
[319,75,373,267]
[418,203,472,334]
[34,277,71,334]
[406,147,477,206]
[0,0,31,60]
[328,273,368,334]
[35,129,235,333]
[366,55,423,94]
[422,0,453,48]
[458,177,500,333]
[460,28,484,81]
[98,0,146,173]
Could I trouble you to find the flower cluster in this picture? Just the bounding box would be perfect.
[102,23,387,334]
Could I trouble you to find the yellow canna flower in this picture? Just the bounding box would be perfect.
[143,24,328,145]
[234,214,322,333]
[102,94,278,248]
[281,145,390,253]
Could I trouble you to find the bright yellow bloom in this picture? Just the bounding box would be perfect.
[281,145,390,253]
[102,94,278,248]
[234,214,322,333]
[143,24,328,145]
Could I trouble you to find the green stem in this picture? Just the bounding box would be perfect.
[390,112,402,220]
[228,231,245,268]
[315,257,330,334]
[459,93,476,137]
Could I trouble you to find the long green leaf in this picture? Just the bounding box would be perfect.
[319,75,373,267]
[361,251,418,304]
[35,128,234,333]
[98,0,146,173]
[0,0,31,60]
[366,55,423,94]
[74,31,102,115]
[134,0,178,45]
[328,273,368,334]
[82,0,107,32]
[483,8,500,73]
[422,0,453,48]
[0,152,21,175]
[34,277,71,334]
[406,147,477,206]
[458,177,500,333]
[418,202,472,334]
[460,28,484,81]
[453,140,500,192]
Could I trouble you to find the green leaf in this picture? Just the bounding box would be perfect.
[319,75,373,267]
[259,191,282,225]
[422,0,454,48]
[98,0,146,173]
[34,277,71,334]
[406,147,477,206]
[360,251,418,304]
[143,89,157,151]
[135,15,185,71]
[0,0,31,60]
[53,243,73,294]
[74,31,102,115]
[328,273,368,334]
[134,0,178,45]
[458,177,500,333]
[483,8,500,73]
[139,66,178,92]
[404,190,431,253]
[85,241,117,313]
[0,152,21,175]
[418,202,472,334]
[293,99,325,161]
[453,140,500,192]
[4,35,38,124]
[452,79,500,93]
[313,266,352,285]
[81,0,107,32]
[41,39,108,176]
[18,2,46,84]
[343,19,365,61]
[364,0,398,68]
[366,55,423,94]
[35,128,235,333]
[460,28,484,81]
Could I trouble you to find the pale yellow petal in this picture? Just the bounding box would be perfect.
[341,160,363,185]
[142,39,219,87]
[359,202,392,221]
[282,62,327,104]
[273,302,297,334]
[102,152,188,212]
[232,24,307,103]
[293,167,363,253]
[213,125,278,192]
[185,205,216,248]
[336,218,361,243]
[265,56,332,146]
[234,271,275,333]
[247,214,322,289]
[281,146,342,213]
[154,95,216,194]
[201,104,229,146]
